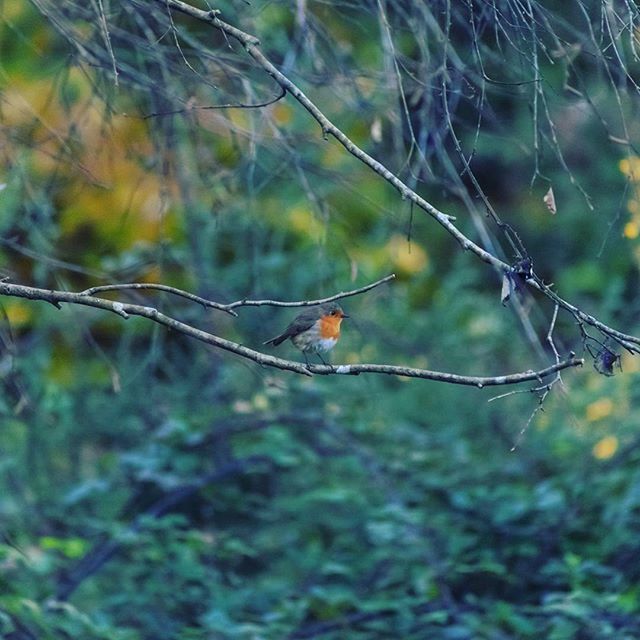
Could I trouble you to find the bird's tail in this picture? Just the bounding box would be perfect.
[263,333,288,347]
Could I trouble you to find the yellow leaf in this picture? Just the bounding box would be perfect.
[620,156,640,181]
[624,221,639,239]
[386,234,428,275]
[585,397,613,422]
[621,352,640,373]
[2,301,32,327]
[273,103,292,125]
[592,435,618,460]
[252,393,269,411]
[321,141,346,168]
[288,206,325,242]
[619,158,630,175]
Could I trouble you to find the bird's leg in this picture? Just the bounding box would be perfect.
[317,352,335,371]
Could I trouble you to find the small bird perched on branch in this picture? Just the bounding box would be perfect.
[264,302,349,363]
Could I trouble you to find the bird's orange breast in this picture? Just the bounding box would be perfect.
[319,315,343,340]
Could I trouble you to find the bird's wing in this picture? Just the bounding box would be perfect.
[263,309,317,346]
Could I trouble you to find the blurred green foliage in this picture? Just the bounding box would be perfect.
[1,1,640,638]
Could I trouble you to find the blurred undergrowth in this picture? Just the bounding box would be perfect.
[1,0,640,637]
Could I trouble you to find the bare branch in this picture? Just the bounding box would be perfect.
[489,303,566,450]
[312,358,582,387]
[534,277,640,353]
[1,282,314,377]
[78,274,395,314]
[156,0,515,275]
[0,281,582,386]
[143,85,287,119]
[79,282,239,316]
[223,273,396,310]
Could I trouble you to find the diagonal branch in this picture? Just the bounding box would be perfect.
[0,281,582,386]
[156,0,506,273]
[152,0,640,365]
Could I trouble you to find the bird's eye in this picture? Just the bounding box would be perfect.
[331,310,337,315]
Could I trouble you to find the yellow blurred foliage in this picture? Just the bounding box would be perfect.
[2,301,33,327]
[48,342,76,386]
[624,221,640,239]
[227,109,250,131]
[585,397,614,422]
[0,64,178,252]
[620,159,640,243]
[592,435,618,460]
[621,351,640,373]
[252,393,269,411]
[0,79,58,129]
[536,412,550,430]
[385,234,428,274]
[321,141,346,168]
[288,206,325,242]
[141,266,163,283]
[272,103,293,125]
[1,1,31,20]
[619,157,640,181]
[355,77,376,97]
[347,234,428,276]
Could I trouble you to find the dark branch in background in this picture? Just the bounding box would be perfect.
[0,281,582,386]
[151,0,640,369]
[55,455,272,601]
[143,85,287,119]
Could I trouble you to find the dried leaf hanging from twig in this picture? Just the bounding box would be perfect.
[543,186,557,215]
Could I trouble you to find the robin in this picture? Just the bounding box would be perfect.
[263,302,349,363]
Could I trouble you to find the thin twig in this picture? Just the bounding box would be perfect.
[223,273,396,310]
[91,0,118,85]
[78,274,395,315]
[143,85,287,119]
[534,276,640,352]
[546,303,561,364]
[491,303,565,450]
[78,282,239,316]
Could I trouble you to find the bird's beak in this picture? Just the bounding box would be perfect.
[341,312,350,319]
